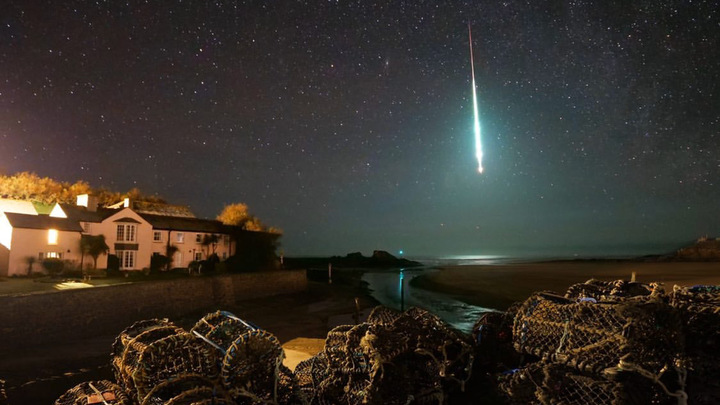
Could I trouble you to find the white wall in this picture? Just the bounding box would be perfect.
[8,228,81,276]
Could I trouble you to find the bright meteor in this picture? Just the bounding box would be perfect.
[468,24,484,174]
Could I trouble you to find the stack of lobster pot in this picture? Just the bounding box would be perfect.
[498,281,686,405]
[670,285,720,405]
[190,310,306,404]
[110,318,219,403]
[54,380,131,405]
[294,306,474,404]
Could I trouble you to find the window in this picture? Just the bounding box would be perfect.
[222,252,227,260]
[48,229,58,245]
[82,222,91,233]
[223,235,229,246]
[196,233,202,243]
[195,252,202,261]
[116,224,137,242]
[38,252,44,260]
[153,231,162,242]
[117,251,136,269]
[45,251,63,259]
[176,232,184,243]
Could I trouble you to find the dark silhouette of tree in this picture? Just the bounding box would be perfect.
[201,234,219,258]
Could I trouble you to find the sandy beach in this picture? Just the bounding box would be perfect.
[412,260,720,310]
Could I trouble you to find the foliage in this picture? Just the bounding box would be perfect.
[107,254,121,276]
[201,234,220,257]
[225,231,281,272]
[0,172,166,206]
[41,258,64,277]
[165,244,179,271]
[216,202,282,234]
[24,256,36,276]
[80,234,109,270]
[150,254,169,273]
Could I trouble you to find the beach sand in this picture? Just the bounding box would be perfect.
[412,260,720,310]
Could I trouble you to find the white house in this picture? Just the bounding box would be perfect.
[0,195,244,276]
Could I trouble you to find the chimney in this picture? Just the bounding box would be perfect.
[76,194,98,212]
[123,198,130,208]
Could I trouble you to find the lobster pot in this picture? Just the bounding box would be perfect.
[131,331,219,402]
[496,363,544,405]
[564,279,662,301]
[140,374,233,405]
[54,380,131,405]
[111,319,185,394]
[499,363,671,405]
[670,285,720,405]
[191,310,254,351]
[220,329,304,404]
[298,307,473,405]
[513,293,683,375]
[471,304,520,371]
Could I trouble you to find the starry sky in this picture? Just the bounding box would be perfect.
[1,1,719,258]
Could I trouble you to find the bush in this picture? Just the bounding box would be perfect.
[41,258,64,277]
[106,254,121,277]
[150,254,169,273]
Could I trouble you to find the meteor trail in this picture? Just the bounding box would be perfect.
[468,24,484,174]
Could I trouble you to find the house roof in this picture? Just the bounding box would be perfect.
[4,212,83,232]
[132,201,195,218]
[59,204,116,223]
[139,213,230,233]
[0,199,39,215]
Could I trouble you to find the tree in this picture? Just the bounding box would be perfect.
[80,235,109,278]
[201,234,219,258]
[216,202,282,233]
[165,244,179,271]
[217,203,252,227]
[24,256,36,276]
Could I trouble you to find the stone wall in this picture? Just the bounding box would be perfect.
[0,269,306,350]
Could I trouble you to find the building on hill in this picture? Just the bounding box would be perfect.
[0,194,268,276]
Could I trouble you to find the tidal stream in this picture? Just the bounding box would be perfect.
[362,267,493,333]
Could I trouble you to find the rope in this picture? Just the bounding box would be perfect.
[605,359,688,405]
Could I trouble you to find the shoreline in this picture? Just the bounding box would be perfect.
[411,260,720,311]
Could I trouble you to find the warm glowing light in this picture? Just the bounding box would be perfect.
[468,24,484,174]
[48,229,58,245]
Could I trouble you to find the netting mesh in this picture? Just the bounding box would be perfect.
[54,380,132,405]
[513,292,683,375]
[191,310,255,351]
[221,329,304,404]
[111,319,186,396]
[498,362,671,405]
[140,374,232,405]
[133,331,219,401]
[564,279,663,301]
[296,306,473,404]
[670,285,720,404]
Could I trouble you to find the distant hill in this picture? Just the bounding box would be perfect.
[286,250,422,269]
[673,237,720,261]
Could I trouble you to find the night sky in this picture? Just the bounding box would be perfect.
[1,1,719,257]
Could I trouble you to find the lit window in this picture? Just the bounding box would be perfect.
[153,231,162,242]
[46,251,62,259]
[176,232,184,243]
[48,229,58,245]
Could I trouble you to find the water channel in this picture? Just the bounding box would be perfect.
[362,267,494,333]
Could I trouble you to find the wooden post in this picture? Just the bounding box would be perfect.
[328,263,332,284]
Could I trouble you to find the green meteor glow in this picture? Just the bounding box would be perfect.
[468,24,484,174]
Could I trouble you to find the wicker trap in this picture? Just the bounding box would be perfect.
[54,380,131,405]
[513,292,683,375]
